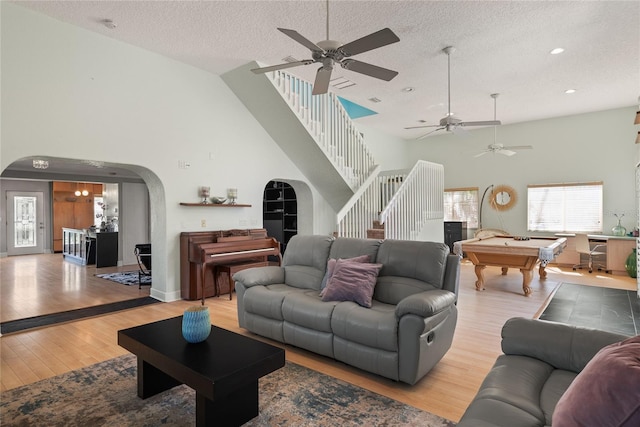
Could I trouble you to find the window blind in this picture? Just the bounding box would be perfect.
[527,182,603,232]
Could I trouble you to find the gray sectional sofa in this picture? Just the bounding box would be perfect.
[457,317,635,427]
[233,234,460,385]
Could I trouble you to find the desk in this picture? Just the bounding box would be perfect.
[554,234,636,274]
[118,317,284,427]
[457,236,567,296]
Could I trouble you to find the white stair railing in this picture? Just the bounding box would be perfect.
[336,162,442,240]
[268,70,376,189]
[379,161,444,240]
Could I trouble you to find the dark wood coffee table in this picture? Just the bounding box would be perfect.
[118,316,285,426]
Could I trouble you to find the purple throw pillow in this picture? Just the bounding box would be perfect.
[320,254,370,295]
[552,335,640,427]
[321,259,382,308]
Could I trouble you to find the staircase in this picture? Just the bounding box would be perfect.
[223,62,443,240]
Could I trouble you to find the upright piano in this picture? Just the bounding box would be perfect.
[180,229,281,300]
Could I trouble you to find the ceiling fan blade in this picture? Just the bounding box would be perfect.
[502,145,533,150]
[460,120,502,127]
[312,67,333,95]
[416,127,445,140]
[251,60,315,74]
[499,150,517,156]
[404,124,441,130]
[341,59,398,81]
[277,28,324,52]
[474,151,490,158]
[340,28,400,56]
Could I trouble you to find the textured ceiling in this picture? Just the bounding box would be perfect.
[11,0,640,140]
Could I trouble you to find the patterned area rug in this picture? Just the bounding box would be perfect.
[1,354,455,427]
[96,271,151,286]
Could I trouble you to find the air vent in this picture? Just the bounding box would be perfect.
[282,56,299,63]
[418,119,427,123]
[368,97,382,103]
[331,76,356,89]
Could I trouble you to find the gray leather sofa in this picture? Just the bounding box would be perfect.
[457,317,630,427]
[233,234,460,385]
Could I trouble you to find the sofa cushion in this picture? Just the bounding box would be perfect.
[282,235,334,290]
[320,254,371,293]
[282,290,339,332]
[331,300,397,351]
[375,240,448,305]
[472,354,554,424]
[374,276,439,306]
[321,260,382,308]
[552,335,640,427]
[328,237,382,263]
[243,284,306,320]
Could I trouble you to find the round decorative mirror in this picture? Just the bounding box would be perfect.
[490,185,517,211]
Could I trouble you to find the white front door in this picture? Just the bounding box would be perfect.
[7,191,44,256]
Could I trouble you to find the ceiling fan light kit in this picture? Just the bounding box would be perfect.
[250,1,400,95]
[405,46,501,139]
[472,93,533,157]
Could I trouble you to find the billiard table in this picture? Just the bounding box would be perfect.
[455,236,567,296]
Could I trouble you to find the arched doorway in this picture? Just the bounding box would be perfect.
[263,180,297,254]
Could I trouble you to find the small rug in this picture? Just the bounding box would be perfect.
[96,271,151,286]
[0,354,456,427]
[539,283,639,336]
[0,297,160,335]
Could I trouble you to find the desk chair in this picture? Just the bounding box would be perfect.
[572,234,606,273]
[134,243,151,289]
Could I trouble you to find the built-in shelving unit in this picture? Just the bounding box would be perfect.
[179,203,252,207]
[263,181,297,253]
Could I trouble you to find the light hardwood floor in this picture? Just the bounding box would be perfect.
[1,253,636,422]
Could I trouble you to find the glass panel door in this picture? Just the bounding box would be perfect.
[14,196,37,248]
[7,191,44,256]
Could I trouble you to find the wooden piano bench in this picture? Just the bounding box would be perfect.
[215,261,270,300]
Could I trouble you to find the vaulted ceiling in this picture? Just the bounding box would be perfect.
[12,1,640,140]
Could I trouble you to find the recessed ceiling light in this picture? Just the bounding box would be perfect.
[565,89,576,94]
[550,48,565,55]
[402,87,415,92]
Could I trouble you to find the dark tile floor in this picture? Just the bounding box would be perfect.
[540,283,640,336]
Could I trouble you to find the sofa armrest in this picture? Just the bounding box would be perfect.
[442,254,460,298]
[501,317,629,372]
[395,290,456,318]
[233,266,284,287]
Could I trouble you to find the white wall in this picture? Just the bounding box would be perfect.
[356,123,411,171]
[121,182,150,266]
[0,3,336,301]
[407,107,638,236]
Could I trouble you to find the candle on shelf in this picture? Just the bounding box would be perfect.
[227,188,238,204]
[199,186,210,204]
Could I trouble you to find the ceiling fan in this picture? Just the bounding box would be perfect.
[405,46,501,139]
[473,93,533,157]
[250,1,400,95]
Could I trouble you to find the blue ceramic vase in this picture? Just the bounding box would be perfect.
[182,306,211,343]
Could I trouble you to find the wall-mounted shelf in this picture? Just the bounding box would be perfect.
[179,203,252,207]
